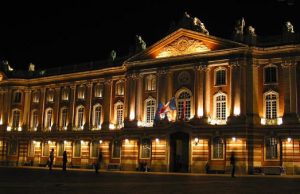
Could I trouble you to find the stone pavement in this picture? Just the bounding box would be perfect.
[0,166,300,194]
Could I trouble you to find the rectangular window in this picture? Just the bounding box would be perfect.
[266,138,278,160]
[91,141,99,158]
[57,142,64,157]
[264,67,277,84]
[94,84,103,98]
[32,92,39,103]
[74,141,81,157]
[112,140,121,158]
[8,140,17,155]
[140,139,151,159]
[43,142,49,157]
[212,138,224,159]
[28,141,35,157]
[14,92,22,103]
[215,70,226,86]
[61,88,69,101]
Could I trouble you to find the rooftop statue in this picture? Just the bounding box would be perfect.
[234,17,245,36]
[110,50,117,61]
[285,21,295,33]
[135,35,147,52]
[193,17,209,35]
[247,26,256,36]
[28,63,35,72]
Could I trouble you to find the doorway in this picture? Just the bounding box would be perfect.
[170,132,189,172]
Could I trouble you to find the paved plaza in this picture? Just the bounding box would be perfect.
[0,167,300,194]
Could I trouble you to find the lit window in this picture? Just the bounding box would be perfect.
[73,140,81,157]
[215,69,226,86]
[31,110,39,129]
[47,89,54,102]
[77,85,85,100]
[13,91,22,103]
[94,84,103,98]
[115,81,124,96]
[93,104,102,128]
[76,106,84,128]
[61,87,69,101]
[112,140,121,158]
[45,108,53,129]
[91,141,99,158]
[32,91,39,103]
[115,102,124,128]
[60,108,68,129]
[57,141,64,157]
[212,137,224,159]
[145,98,156,125]
[264,66,277,84]
[12,110,21,130]
[140,138,151,159]
[265,137,279,160]
[145,75,156,91]
[215,94,226,121]
[177,91,191,120]
[265,92,278,120]
[42,142,49,157]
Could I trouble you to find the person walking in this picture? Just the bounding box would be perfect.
[62,151,68,171]
[230,151,236,178]
[95,151,103,173]
[49,148,54,171]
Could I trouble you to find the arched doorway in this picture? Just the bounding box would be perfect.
[169,132,189,172]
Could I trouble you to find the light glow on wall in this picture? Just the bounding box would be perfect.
[7,126,11,131]
[233,106,240,116]
[197,107,203,117]
[129,111,135,121]
[18,126,22,131]
[0,118,2,125]
[109,123,115,129]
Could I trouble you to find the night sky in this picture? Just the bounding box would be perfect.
[0,0,299,70]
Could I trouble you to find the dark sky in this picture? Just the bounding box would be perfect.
[0,0,299,70]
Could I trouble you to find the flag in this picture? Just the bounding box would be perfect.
[181,98,186,120]
[160,98,177,114]
[154,102,164,126]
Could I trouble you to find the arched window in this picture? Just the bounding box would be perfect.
[145,75,156,91]
[45,108,53,130]
[265,137,279,160]
[46,89,54,102]
[31,110,39,130]
[215,68,226,86]
[77,85,85,100]
[264,91,278,120]
[32,91,39,103]
[115,81,124,96]
[60,107,68,129]
[214,92,227,123]
[61,87,69,101]
[177,91,191,120]
[93,104,102,129]
[76,106,85,128]
[212,137,224,159]
[264,65,277,84]
[145,97,156,125]
[13,91,22,103]
[12,109,21,130]
[94,84,103,98]
[140,138,151,159]
[115,101,124,128]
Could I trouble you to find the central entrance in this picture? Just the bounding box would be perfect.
[169,132,189,172]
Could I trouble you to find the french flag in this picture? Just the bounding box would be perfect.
[159,97,176,114]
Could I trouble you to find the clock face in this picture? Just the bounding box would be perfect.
[177,71,190,85]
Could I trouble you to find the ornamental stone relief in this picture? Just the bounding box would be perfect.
[177,71,191,85]
[156,36,210,58]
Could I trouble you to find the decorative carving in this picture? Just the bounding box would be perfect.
[233,17,245,36]
[135,35,147,53]
[283,21,295,34]
[177,71,191,85]
[156,36,210,58]
[247,26,256,36]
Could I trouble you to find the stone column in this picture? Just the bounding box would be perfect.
[124,73,137,128]
[22,89,31,131]
[84,82,92,131]
[102,79,112,130]
[38,87,46,131]
[157,69,167,105]
[204,66,211,120]
[135,74,143,122]
[282,60,298,123]
[193,65,200,119]
[52,87,60,131]
[68,85,75,131]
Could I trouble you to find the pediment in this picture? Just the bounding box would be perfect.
[126,28,247,62]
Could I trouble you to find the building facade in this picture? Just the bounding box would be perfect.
[1,24,300,174]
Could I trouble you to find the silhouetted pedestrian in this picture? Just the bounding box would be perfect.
[62,151,67,171]
[230,152,236,177]
[49,148,54,171]
[95,151,103,173]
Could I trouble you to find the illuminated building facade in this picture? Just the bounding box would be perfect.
[0,19,300,174]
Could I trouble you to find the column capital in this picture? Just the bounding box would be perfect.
[104,79,112,85]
